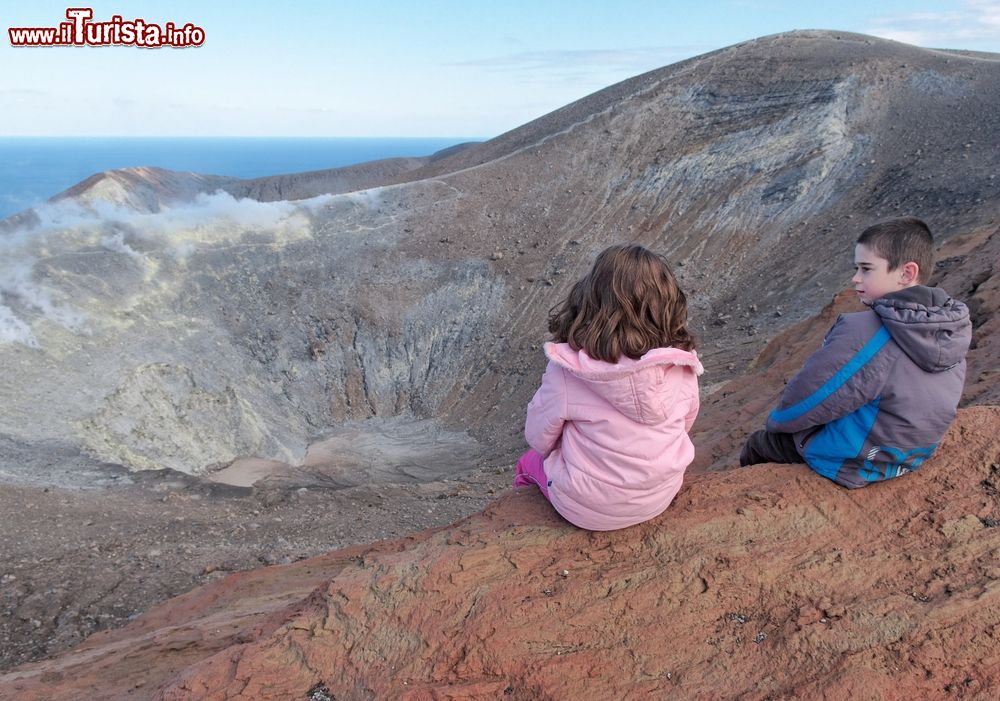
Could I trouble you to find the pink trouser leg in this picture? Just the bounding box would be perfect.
[513,449,551,501]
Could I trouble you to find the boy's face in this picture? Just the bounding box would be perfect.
[852,243,917,305]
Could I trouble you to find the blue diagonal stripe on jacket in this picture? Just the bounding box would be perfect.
[769,326,892,424]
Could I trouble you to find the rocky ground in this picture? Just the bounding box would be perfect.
[1,406,997,700]
[1,210,995,691]
[0,464,511,673]
[1,200,996,692]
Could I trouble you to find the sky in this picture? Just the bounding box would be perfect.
[2,0,1000,138]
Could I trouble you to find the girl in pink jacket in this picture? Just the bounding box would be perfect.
[515,244,703,531]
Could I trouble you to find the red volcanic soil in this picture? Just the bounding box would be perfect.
[1,405,998,700]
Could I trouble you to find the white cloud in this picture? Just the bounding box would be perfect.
[0,256,90,347]
[448,45,708,74]
[344,188,383,209]
[25,190,312,248]
[0,303,39,348]
[0,189,343,348]
[0,88,47,97]
[867,1,1000,47]
[100,231,143,259]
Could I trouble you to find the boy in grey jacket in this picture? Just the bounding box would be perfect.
[740,217,972,488]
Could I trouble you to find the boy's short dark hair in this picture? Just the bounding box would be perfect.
[856,217,935,284]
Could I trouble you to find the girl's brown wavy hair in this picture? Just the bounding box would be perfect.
[548,244,694,362]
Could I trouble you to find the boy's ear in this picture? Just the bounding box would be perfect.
[900,261,920,286]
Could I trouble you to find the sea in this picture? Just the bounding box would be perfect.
[0,136,480,220]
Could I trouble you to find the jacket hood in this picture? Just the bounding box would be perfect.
[873,286,972,372]
[544,342,704,424]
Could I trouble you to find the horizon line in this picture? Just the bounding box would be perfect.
[0,134,491,140]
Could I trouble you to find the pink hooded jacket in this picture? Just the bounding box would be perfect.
[525,341,704,531]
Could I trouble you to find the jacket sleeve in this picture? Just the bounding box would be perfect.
[766,315,892,434]
[524,361,567,457]
[683,378,700,433]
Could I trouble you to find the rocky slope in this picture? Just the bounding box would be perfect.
[1,30,999,487]
[1,406,997,700]
[221,143,481,203]
[0,462,513,674]
[2,216,993,679]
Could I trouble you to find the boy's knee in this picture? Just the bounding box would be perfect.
[740,430,800,466]
[739,433,759,467]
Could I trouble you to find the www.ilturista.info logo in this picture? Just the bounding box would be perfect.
[8,8,205,48]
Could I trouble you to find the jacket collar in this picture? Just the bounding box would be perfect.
[544,342,704,380]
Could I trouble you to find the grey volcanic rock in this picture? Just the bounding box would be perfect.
[50,166,236,214]
[1,30,999,485]
[223,155,443,202]
[75,363,273,474]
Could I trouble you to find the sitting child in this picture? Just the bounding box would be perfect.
[514,243,704,530]
[741,217,972,487]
